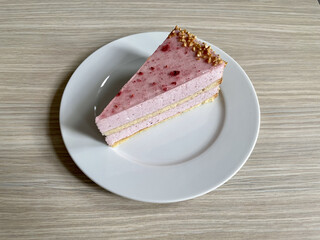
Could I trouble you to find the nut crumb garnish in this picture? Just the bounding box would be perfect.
[172,26,226,66]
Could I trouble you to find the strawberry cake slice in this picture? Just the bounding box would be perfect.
[96,26,226,146]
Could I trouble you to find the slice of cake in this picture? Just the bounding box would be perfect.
[96,26,226,146]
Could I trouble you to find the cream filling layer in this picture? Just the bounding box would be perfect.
[106,87,220,146]
[104,79,222,136]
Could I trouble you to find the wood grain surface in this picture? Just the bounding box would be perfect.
[0,0,320,239]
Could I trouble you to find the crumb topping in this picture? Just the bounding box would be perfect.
[168,26,227,66]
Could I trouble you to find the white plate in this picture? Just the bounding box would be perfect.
[60,32,260,203]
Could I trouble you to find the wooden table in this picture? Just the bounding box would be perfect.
[1,1,319,239]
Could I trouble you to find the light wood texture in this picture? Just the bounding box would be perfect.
[0,0,319,239]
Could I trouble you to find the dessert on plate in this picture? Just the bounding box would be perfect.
[96,26,227,146]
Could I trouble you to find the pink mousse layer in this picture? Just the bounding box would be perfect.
[106,86,220,146]
[95,33,225,134]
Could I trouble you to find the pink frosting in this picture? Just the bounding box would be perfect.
[106,86,220,146]
[96,31,225,137]
[96,66,223,133]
